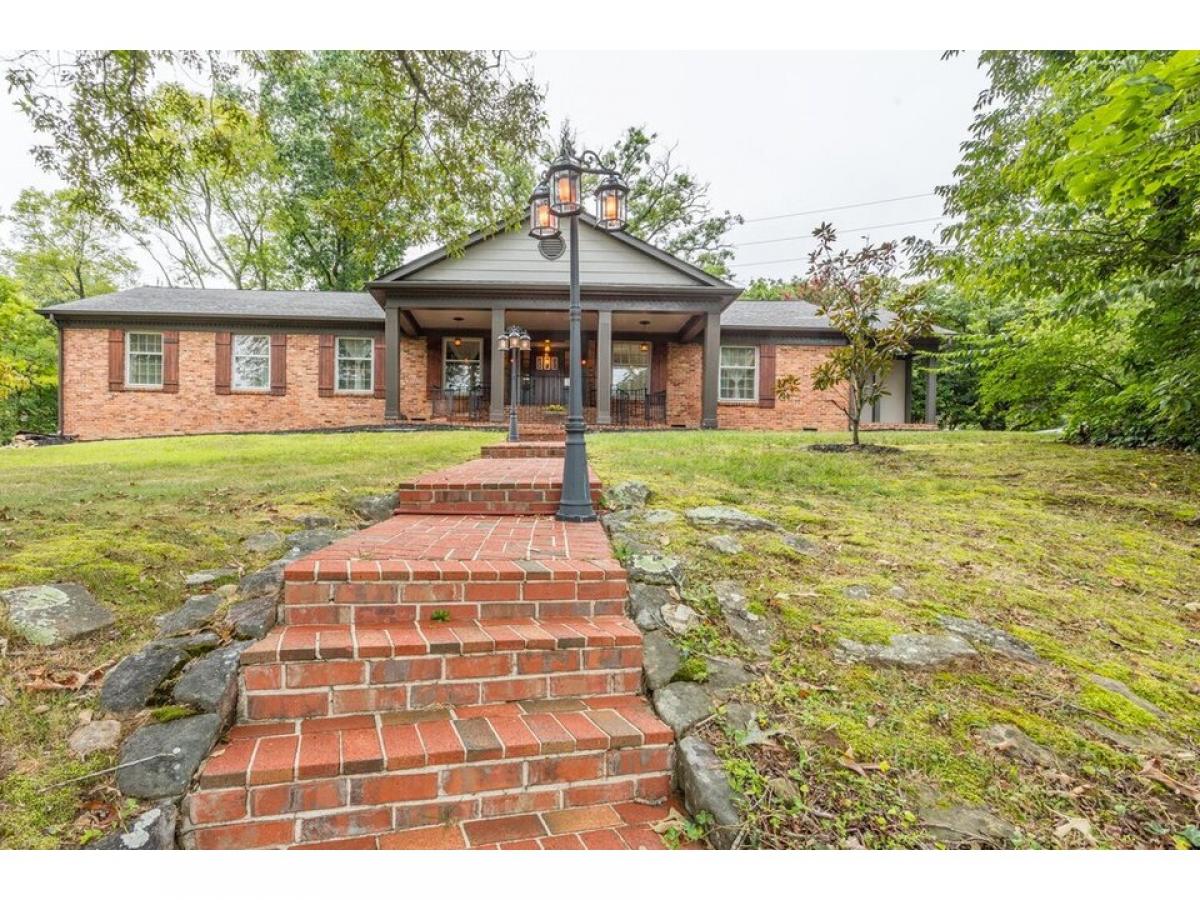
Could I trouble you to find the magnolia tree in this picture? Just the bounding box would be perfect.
[775,224,934,445]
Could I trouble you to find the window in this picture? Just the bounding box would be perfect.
[126,332,164,387]
[443,338,483,393]
[612,341,650,394]
[336,337,374,392]
[719,346,758,402]
[232,334,271,391]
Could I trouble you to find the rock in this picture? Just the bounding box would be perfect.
[700,656,755,694]
[768,776,801,803]
[704,534,743,555]
[779,533,818,555]
[980,723,1057,768]
[162,632,222,652]
[919,803,1017,847]
[242,531,283,553]
[90,801,178,850]
[661,602,701,636]
[675,735,743,849]
[835,633,979,671]
[937,616,1040,664]
[722,701,759,735]
[116,713,221,799]
[886,585,908,600]
[155,593,223,638]
[713,580,772,657]
[652,682,713,737]
[238,561,286,601]
[0,583,115,647]
[641,509,678,527]
[183,568,237,589]
[1086,674,1166,718]
[293,513,335,528]
[684,506,778,532]
[600,509,637,536]
[628,554,683,587]
[843,584,872,600]
[214,583,238,599]
[628,583,669,631]
[172,641,252,724]
[603,481,650,510]
[1084,722,1186,758]
[100,643,192,713]
[68,719,122,757]
[642,631,682,691]
[281,528,354,560]
[224,595,277,640]
[353,492,398,523]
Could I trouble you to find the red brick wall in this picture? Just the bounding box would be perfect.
[399,336,431,421]
[62,327,386,440]
[663,342,849,431]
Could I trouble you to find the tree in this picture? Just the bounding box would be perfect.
[0,275,57,440]
[930,50,1200,448]
[775,224,933,445]
[598,126,741,278]
[2,187,135,304]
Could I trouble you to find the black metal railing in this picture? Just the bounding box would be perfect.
[428,380,666,426]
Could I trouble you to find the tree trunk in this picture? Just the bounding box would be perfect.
[850,414,860,446]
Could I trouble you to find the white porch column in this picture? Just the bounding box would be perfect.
[925,366,938,426]
[596,310,613,425]
[490,307,506,423]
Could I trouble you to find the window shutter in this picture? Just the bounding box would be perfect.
[758,344,777,408]
[162,331,180,393]
[650,342,668,394]
[318,334,335,397]
[373,336,386,398]
[426,338,442,395]
[107,329,125,392]
[214,332,232,395]
[270,334,287,396]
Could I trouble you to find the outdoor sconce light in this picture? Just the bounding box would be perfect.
[547,153,583,217]
[528,181,559,239]
[453,337,462,348]
[640,342,649,352]
[594,173,628,231]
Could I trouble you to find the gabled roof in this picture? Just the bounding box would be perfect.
[371,212,736,291]
[40,286,383,323]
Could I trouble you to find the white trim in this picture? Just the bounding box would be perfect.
[231,333,271,392]
[125,330,164,388]
[335,335,375,394]
[718,345,759,403]
[442,336,484,393]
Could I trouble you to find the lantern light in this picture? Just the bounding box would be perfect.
[594,173,628,232]
[528,181,559,239]
[547,154,583,216]
[640,342,648,352]
[453,337,462,348]
[498,334,509,351]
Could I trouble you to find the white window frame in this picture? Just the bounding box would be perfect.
[125,331,164,389]
[335,336,375,394]
[442,337,484,393]
[231,333,272,392]
[718,345,759,403]
[611,341,651,394]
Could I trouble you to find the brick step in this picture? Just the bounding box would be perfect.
[393,457,600,515]
[480,442,566,459]
[181,699,673,849]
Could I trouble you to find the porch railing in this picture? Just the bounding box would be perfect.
[428,380,666,427]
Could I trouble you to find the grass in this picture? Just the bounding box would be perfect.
[1,428,1198,848]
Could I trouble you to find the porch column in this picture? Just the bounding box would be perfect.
[489,307,506,423]
[701,311,720,429]
[925,365,938,426]
[384,305,400,421]
[903,357,913,424]
[596,310,613,425]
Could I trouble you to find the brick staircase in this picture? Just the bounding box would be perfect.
[181,443,677,850]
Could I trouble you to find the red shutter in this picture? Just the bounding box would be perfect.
[270,334,287,396]
[650,342,668,394]
[373,336,386,398]
[107,329,125,392]
[214,332,232,395]
[426,338,442,394]
[758,344,777,408]
[318,334,335,397]
[162,331,180,393]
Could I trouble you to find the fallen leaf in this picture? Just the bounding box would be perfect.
[1138,760,1200,801]
[649,808,687,834]
[1053,817,1096,846]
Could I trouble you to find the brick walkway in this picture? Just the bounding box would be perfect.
[181,443,681,850]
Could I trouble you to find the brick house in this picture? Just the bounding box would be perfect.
[40,216,940,441]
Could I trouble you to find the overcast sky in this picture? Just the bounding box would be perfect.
[0,50,989,286]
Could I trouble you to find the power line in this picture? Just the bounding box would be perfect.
[733,216,952,269]
[739,191,939,224]
[732,215,950,248]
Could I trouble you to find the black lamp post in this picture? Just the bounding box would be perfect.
[528,143,629,522]
[498,325,531,443]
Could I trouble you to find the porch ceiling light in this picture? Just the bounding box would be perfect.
[594,173,628,232]
[547,153,583,217]
[528,181,560,239]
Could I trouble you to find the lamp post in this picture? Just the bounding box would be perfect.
[498,325,531,443]
[528,142,629,522]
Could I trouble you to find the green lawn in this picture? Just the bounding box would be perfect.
[1,429,1198,848]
